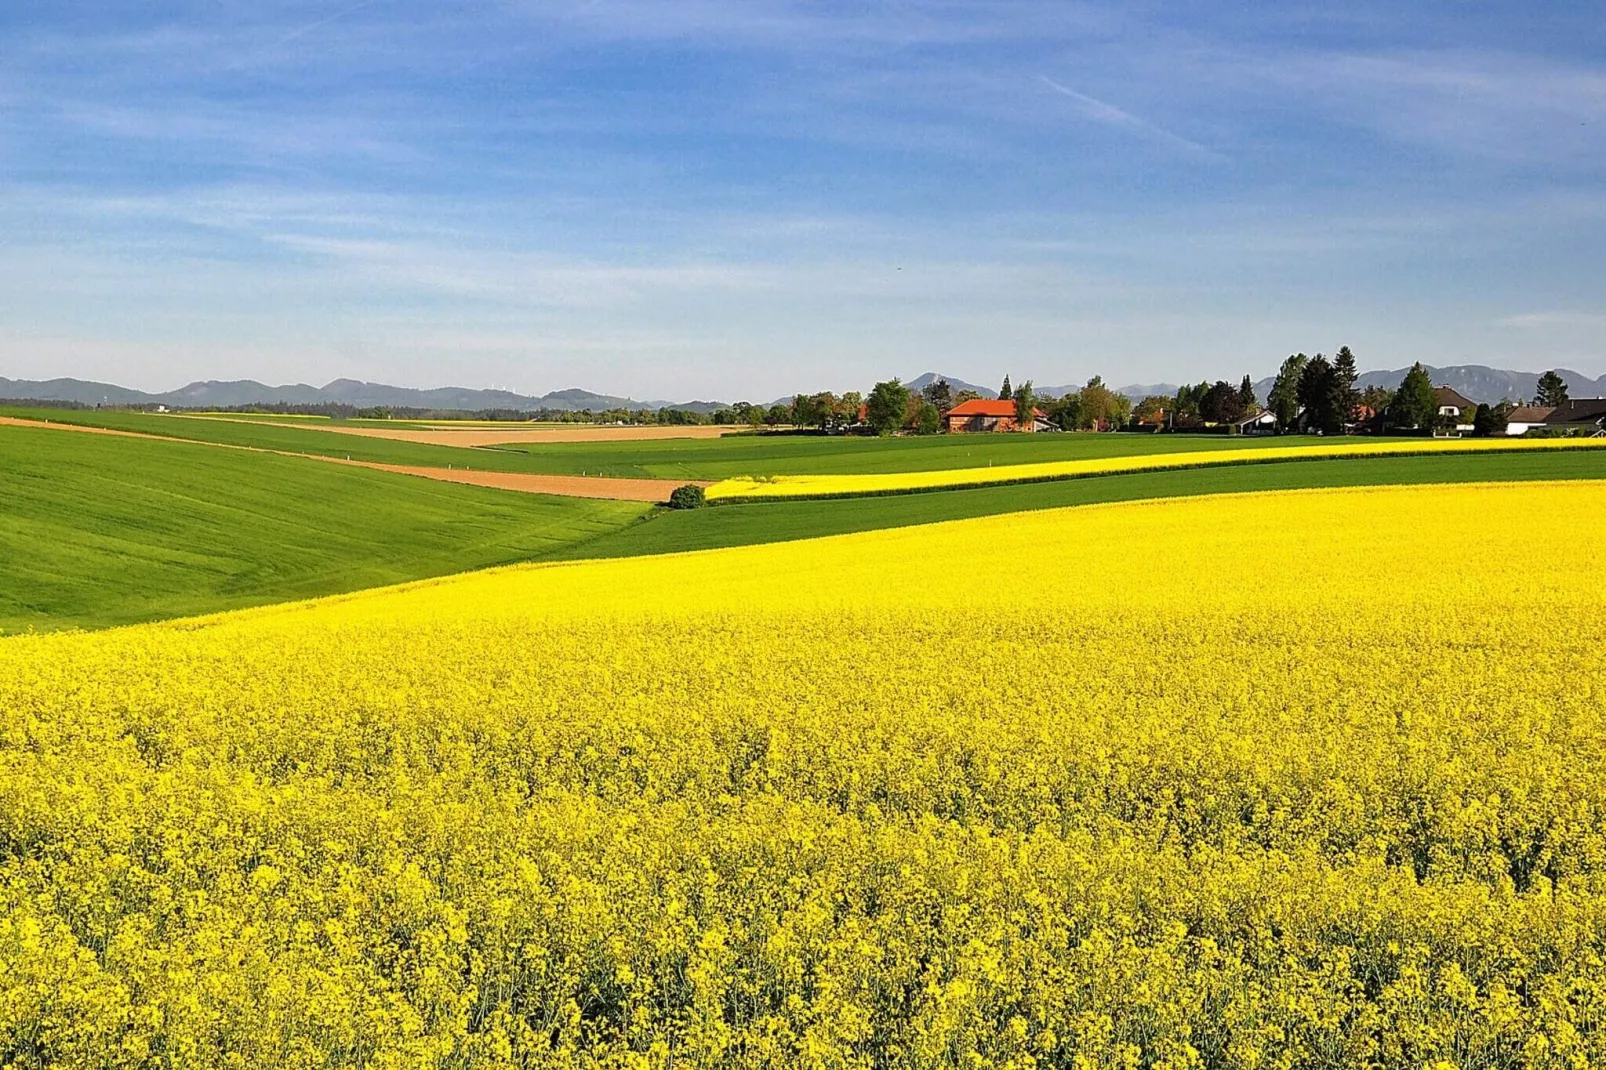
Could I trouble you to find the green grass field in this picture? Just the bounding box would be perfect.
[0,424,648,633]
[2,406,1318,479]
[557,448,1606,559]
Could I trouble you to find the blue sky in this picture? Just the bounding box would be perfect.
[2,1,1603,400]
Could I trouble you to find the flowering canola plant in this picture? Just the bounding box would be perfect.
[3,481,1606,1067]
[703,435,1606,500]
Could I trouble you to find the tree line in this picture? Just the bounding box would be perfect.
[758,352,1583,438]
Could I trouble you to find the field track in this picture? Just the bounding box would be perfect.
[177,416,746,445]
[330,461,702,501]
[0,416,694,501]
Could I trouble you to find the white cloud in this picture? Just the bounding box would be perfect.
[1495,311,1606,328]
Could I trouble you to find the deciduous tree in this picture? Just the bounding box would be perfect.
[1200,381,1247,424]
[1013,380,1036,430]
[1078,376,1129,430]
[1132,395,1168,427]
[1297,354,1340,433]
[865,380,910,436]
[1268,354,1308,430]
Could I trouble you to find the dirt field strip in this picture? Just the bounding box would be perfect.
[332,462,702,502]
[0,416,695,502]
[168,415,747,446]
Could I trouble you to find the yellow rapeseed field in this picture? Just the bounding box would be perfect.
[703,436,1606,500]
[3,481,1605,1067]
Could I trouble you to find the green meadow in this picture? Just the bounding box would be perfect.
[0,423,648,633]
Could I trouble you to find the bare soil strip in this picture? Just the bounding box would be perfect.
[0,416,695,502]
[335,462,698,502]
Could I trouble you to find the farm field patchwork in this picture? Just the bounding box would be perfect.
[2,406,1363,479]
[4,481,1606,1065]
[561,446,1606,559]
[704,435,1606,500]
[0,423,648,633]
[7,417,1606,631]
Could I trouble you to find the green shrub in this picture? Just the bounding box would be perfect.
[668,484,707,509]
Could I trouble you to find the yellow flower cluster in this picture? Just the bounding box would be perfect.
[703,436,1606,500]
[4,482,1606,1067]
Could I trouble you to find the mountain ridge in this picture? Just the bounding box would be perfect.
[0,376,727,414]
[5,363,1603,414]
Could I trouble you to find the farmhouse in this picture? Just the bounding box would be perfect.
[1433,387,1476,432]
[1234,410,1279,435]
[1503,399,1606,436]
[1504,405,1555,435]
[945,398,1053,433]
[1438,383,1471,417]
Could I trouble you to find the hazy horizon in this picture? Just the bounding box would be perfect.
[4,2,1603,399]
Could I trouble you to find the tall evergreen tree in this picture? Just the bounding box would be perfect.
[1535,370,1569,407]
[999,375,1013,401]
[1332,347,1359,430]
[1390,362,1438,430]
[1237,375,1257,411]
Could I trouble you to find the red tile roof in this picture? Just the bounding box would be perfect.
[946,399,1046,418]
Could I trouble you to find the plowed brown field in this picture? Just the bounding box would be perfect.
[336,462,698,502]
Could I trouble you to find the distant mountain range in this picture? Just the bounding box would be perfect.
[4,364,1602,415]
[0,376,727,415]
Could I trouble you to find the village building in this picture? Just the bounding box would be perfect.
[1433,386,1475,418]
[1233,410,1279,435]
[944,398,1053,433]
[1504,405,1555,435]
[1502,400,1606,436]
[1432,387,1476,433]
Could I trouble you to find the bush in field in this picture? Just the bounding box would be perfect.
[667,483,706,509]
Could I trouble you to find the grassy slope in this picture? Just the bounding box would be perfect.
[558,449,1606,559]
[2,407,1311,478]
[0,424,648,633]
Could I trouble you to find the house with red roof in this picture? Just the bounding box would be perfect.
[945,398,1053,433]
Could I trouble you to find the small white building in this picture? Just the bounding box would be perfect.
[1504,405,1554,435]
[1433,387,1476,433]
[1233,410,1279,435]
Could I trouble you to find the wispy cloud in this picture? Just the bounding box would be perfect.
[3,2,1606,394]
[1037,74,1220,158]
[1495,311,1606,328]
